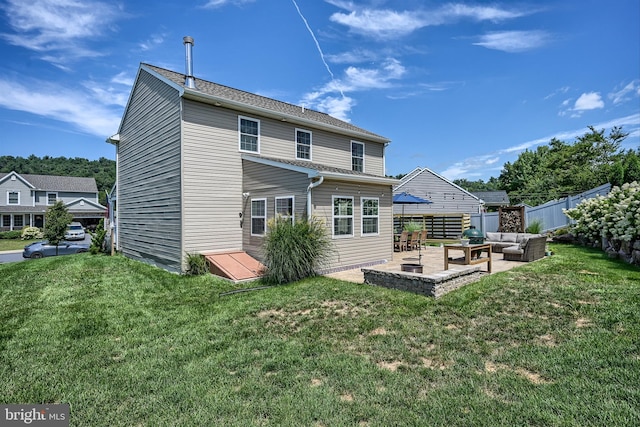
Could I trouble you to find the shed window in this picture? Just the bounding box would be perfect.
[275,196,294,224]
[7,191,19,205]
[239,116,260,153]
[351,141,364,172]
[296,129,312,160]
[251,198,266,236]
[361,198,379,235]
[332,196,353,237]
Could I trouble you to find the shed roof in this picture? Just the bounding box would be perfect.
[472,191,510,206]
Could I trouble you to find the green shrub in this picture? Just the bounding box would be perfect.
[184,252,210,276]
[0,230,22,239]
[525,218,543,234]
[90,219,108,255]
[262,216,331,285]
[21,227,43,240]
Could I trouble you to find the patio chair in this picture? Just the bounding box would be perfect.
[394,231,408,252]
[409,231,420,250]
[420,229,428,244]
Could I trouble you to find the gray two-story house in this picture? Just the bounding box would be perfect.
[107,37,398,276]
[0,172,106,231]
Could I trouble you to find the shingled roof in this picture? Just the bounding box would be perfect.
[143,64,389,143]
[0,172,98,193]
[472,191,510,206]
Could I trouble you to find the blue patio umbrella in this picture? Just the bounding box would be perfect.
[393,192,432,229]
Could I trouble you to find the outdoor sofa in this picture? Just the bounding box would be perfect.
[501,235,547,262]
[484,232,545,254]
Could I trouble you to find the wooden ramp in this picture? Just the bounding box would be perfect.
[205,251,264,282]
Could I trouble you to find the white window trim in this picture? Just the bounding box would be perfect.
[47,192,58,205]
[275,196,295,224]
[295,128,312,161]
[7,191,20,205]
[361,197,380,236]
[332,195,354,238]
[238,115,260,154]
[351,141,365,173]
[250,198,267,236]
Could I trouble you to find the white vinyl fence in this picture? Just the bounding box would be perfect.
[470,183,611,234]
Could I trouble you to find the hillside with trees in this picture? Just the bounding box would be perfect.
[0,155,116,205]
[454,126,640,206]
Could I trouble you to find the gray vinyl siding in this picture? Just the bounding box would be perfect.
[252,116,386,176]
[241,160,310,261]
[181,99,244,254]
[34,191,97,206]
[312,179,394,271]
[395,170,482,215]
[117,69,183,272]
[0,179,31,207]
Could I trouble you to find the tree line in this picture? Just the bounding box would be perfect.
[452,126,640,206]
[0,155,116,205]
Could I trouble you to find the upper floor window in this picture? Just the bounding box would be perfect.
[251,198,266,236]
[332,196,354,238]
[351,141,364,172]
[239,116,260,153]
[275,196,294,224]
[296,129,312,160]
[361,198,379,235]
[47,192,57,205]
[7,191,19,205]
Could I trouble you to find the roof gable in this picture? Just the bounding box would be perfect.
[0,171,35,188]
[394,167,480,201]
[0,172,98,192]
[138,64,389,144]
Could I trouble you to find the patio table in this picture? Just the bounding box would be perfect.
[444,243,492,273]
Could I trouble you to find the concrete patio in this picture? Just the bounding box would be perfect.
[325,244,524,284]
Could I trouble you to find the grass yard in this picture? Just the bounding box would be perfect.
[0,238,40,251]
[1,245,639,426]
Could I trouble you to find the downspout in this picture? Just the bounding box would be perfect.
[306,176,324,219]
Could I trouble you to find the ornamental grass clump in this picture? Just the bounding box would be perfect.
[262,216,331,285]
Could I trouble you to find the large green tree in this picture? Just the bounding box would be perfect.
[498,126,638,205]
[44,201,73,255]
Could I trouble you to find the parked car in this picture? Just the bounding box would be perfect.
[23,240,89,259]
[64,222,85,241]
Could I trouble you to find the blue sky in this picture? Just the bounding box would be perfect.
[0,0,638,181]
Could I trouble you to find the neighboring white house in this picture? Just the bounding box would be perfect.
[0,171,106,231]
[393,167,483,216]
[107,37,398,274]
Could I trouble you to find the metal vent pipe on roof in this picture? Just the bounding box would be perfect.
[183,36,196,89]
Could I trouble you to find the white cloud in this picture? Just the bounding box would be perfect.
[0,0,121,62]
[473,30,550,52]
[327,2,535,39]
[574,92,604,111]
[202,0,255,8]
[609,80,640,105]
[111,71,135,87]
[139,33,167,51]
[326,49,381,64]
[0,78,122,137]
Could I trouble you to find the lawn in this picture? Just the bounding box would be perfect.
[0,238,40,251]
[1,245,638,426]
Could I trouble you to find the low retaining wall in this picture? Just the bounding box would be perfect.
[361,267,484,298]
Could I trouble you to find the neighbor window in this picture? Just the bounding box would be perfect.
[13,215,23,228]
[333,196,354,237]
[7,191,19,205]
[251,198,266,236]
[47,192,57,205]
[2,215,10,227]
[361,198,379,235]
[239,116,260,153]
[275,196,294,224]
[296,129,312,160]
[351,141,364,172]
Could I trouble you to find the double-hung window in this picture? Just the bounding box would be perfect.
[361,198,379,235]
[251,198,266,236]
[2,215,10,227]
[295,129,312,160]
[13,215,23,228]
[7,191,19,205]
[351,141,364,172]
[332,196,354,237]
[47,192,57,205]
[275,196,294,224]
[239,116,260,153]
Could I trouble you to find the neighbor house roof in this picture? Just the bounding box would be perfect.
[0,172,98,193]
[472,191,510,206]
[139,64,390,144]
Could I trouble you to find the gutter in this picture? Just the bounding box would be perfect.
[306,176,324,219]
